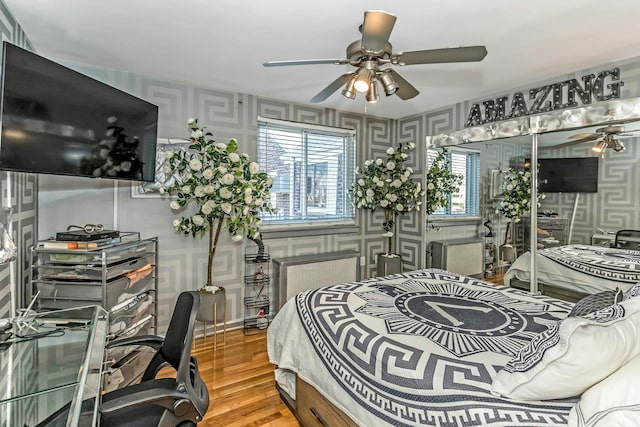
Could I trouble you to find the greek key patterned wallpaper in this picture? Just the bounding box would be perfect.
[34,56,640,332]
[0,2,36,319]
[36,60,397,330]
[9,0,640,330]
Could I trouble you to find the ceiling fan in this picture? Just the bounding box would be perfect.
[263,10,488,104]
[552,125,637,154]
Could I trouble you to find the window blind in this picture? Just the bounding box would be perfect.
[257,118,356,225]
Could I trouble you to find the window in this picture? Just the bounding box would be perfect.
[257,117,356,226]
[427,147,481,218]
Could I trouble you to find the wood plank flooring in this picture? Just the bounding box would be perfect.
[192,329,300,427]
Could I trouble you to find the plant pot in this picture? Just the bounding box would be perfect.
[498,244,517,264]
[376,253,403,277]
[196,287,226,323]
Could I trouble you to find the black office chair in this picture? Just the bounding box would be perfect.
[613,229,640,250]
[100,291,210,427]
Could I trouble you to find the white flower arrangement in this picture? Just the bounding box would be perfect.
[162,118,276,286]
[350,142,425,254]
[495,168,545,221]
[425,148,463,220]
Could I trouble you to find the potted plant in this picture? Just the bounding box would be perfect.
[161,118,276,321]
[425,148,463,226]
[495,168,545,262]
[350,142,425,275]
[423,147,463,267]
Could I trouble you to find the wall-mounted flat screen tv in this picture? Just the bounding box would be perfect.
[0,42,158,182]
[527,157,599,193]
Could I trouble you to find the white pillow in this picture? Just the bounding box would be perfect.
[491,295,640,400]
[568,354,640,427]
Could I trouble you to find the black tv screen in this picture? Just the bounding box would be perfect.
[536,157,599,193]
[0,42,158,182]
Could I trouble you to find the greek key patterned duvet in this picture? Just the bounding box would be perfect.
[504,245,640,294]
[268,269,578,427]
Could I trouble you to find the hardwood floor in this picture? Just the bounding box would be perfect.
[192,328,300,427]
[483,272,505,286]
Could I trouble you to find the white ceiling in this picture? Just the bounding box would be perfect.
[6,0,640,120]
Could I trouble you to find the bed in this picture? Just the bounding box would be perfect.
[503,244,640,300]
[267,268,579,427]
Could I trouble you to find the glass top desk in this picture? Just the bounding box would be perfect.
[0,305,108,427]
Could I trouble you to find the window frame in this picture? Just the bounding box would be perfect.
[257,117,357,235]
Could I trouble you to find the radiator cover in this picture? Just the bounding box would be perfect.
[430,238,484,278]
[272,250,360,313]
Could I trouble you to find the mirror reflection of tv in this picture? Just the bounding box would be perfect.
[0,42,158,182]
[527,157,599,193]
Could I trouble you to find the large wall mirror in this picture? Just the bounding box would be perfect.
[427,97,640,298]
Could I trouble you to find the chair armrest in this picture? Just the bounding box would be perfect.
[100,381,191,415]
[106,335,163,350]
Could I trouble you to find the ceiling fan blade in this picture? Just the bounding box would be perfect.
[568,132,598,140]
[310,73,354,103]
[388,69,419,100]
[552,136,600,149]
[361,10,397,54]
[567,135,600,144]
[263,59,348,67]
[597,125,626,134]
[393,46,488,65]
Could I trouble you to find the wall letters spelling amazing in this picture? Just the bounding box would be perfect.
[464,68,624,127]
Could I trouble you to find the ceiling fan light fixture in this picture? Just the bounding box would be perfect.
[342,75,357,99]
[366,78,379,103]
[592,139,608,154]
[379,69,399,96]
[612,138,625,152]
[354,69,372,92]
